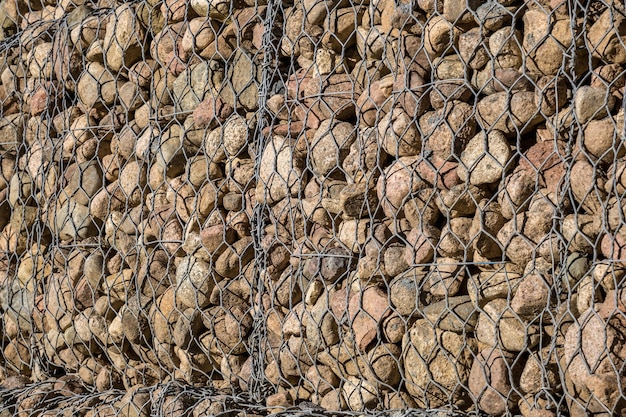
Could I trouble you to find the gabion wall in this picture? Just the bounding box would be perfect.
[0,0,624,416]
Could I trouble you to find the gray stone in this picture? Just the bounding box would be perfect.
[574,85,616,125]
[402,319,475,408]
[219,50,262,112]
[311,119,357,177]
[173,61,224,113]
[175,256,217,309]
[422,295,478,333]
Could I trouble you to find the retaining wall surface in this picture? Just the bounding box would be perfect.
[0,0,625,416]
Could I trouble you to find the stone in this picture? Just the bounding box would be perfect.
[172,60,223,113]
[423,15,459,57]
[436,184,486,218]
[459,130,511,185]
[342,376,378,411]
[574,85,616,125]
[570,159,606,214]
[437,217,472,258]
[287,73,362,121]
[427,258,466,297]
[103,4,145,72]
[429,80,472,110]
[393,70,429,120]
[490,27,523,69]
[304,364,339,396]
[322,6,364,51]
[222,115,250,158]
[356,25,386,60]
[203,304,252,354]
[225,158,254,191]
[383,244,410,278]
[420,101,477,160]
[115,385,151,417]
[475,2,513,30]
[342,127,386,180]
[257,135,305,204]
[214,237,254,278]
[0,115,22,152]
[496,214,537,266]
[403,189,440,229]
[381,314,406,345]
[520,347,560,395]
[403,319,474,408]
[193,97,233,131]
[582,110,625,163]
[128,60,157,89]
[357,75,393,126]
[320,390,347,410]
[467,268,523,306]
[587,6,626,64]
[476,298,540,352]
[518,394,558,417]
[377,156,427,218]
[175,256,216,309]
[338,182,378,219]
[378,108,421,157]
[389,268,427,316]
[404,225,441,266]
[469,200,507,259]
[523,9,575,76]
[535,75,569,117]
[77,62,120,108]
[305,291,339,348]
[459,27,490,70]
[219,49,262,112]
[320,247,353,283]
[121,296,152,345]
[347,285,391,351]
[61,161,103,207]
[119,160,148,204]
[591,63,626,99]
[510,262,554,319]
[564,292,626,416]
[519,140,567,195]
[469,348,522,416]
[151,22,187,71]
[173,308,203,349]
[311,119,357,177]
[422,295,478,333]
[476,91,544,137]
[190,0,231,21]
[266,390,292,410]
[52,199,97,240]
[182,18,216,54]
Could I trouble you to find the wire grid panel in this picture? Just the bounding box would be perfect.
[0,0,624,416]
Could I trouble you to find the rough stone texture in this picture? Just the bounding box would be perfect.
[378,108,421,157]
[469,348,522,416]
[311,120,357,177]
[476,298,540,352]
[103,5,146,72]
[459,130,512,185]
[376,156,427,217]
[403,319,474,408]
[175,256,216,309]
[564,292,626,417]
[257,135,305,204]
[0,0,623,415]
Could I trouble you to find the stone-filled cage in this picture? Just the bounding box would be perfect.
[0,0,624,416]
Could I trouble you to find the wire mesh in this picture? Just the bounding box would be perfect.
[0,0,624,416]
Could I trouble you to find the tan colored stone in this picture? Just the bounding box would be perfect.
[403,319,474,408]
[587,6,626,64]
